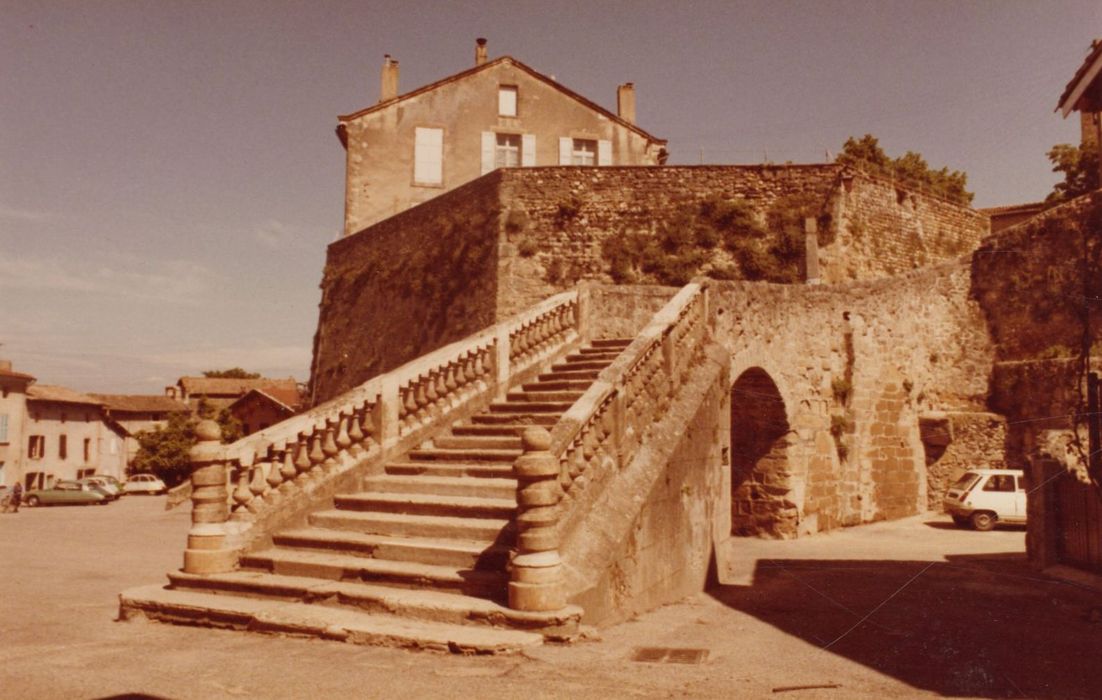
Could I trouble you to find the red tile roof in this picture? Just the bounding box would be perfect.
[1058,39,1102,115]
[90,394,190,414]
[177,377,302,408]
[27,385,102,406]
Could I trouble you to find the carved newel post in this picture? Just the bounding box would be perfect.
[183,420,236,574]
[509,427,566,611]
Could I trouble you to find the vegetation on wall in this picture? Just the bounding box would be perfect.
[202,368,260,379]
[1044,142,1099,207]
[130,403,240,486]
[835,134,974,206]
[602,194,830,285]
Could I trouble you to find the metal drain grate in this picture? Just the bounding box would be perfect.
[631,647,709,664]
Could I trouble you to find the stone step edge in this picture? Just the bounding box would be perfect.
[242,547,508,586]
[274,527,509,558]
[164,571,582,636]
[119,584,544,653]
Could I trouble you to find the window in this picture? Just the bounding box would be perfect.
[571,139,597,166]
[28,435,45,460]
[83,438,91,462]
[0,413,8,443]
[77,468,95,479]
[498,86,517,117]
[982,474,1015,492]
[413,127,443,185]
[59,434,67,460]
[495,133,521,168]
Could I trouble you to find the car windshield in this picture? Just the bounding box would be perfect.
[951,473,981,492]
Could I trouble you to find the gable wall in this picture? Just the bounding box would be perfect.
[342,61,660,234]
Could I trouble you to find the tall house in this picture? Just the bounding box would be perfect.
[337,38,668,235]
[0,361,35,487]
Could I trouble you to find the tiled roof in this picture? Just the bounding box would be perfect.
[978,202,1045,216]
[27,384,102,406]
[229,388,297,414]
[0,367,35,383]
[337,56,665,147]
[1058,39,1102,115]
[178,377,302,407]
[90,394,190,414]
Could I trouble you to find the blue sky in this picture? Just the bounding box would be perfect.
[1,1,1099,393]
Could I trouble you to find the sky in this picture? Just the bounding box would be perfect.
[1,0,1099,395]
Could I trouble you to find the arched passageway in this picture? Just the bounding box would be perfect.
[730,367,797,537]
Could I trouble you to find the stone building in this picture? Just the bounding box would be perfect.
[337,38,667,234]
[1058,38,1102,183]
[0,360,35,488]
[22,385,128,487]
[168,376,302,413]
[226,388,298,437]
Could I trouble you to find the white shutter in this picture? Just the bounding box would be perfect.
[559,137,572,165]
[414,127,443,184]
[598,139,612,166]
[522,134,536,167]
[481,131,495,175]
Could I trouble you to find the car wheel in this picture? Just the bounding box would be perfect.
[26,495,39,507]
[951,515,969,527]
[971,511,996,531]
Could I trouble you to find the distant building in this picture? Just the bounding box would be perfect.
[23,385,128,488]
[980,202,1045,235]
[227,389,298,437]
[91,394,190,465]
[0,360,35,488]
[337,38,668,235]
[167,376,303,414]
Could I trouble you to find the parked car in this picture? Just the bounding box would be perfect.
[24,480,111,507]
[79,476,121,500]
[124,473,167,495]
[943,469,1027,531]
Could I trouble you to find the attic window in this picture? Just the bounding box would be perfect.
[498,86,517,117]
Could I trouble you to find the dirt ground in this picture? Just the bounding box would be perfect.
[1,496,1099,699]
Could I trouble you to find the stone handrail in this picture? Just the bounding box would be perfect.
[508,282,709,611]
[183,290,582,575]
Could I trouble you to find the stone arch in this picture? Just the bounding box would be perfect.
[729,366,798,538]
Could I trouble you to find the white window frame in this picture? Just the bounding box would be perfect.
[495,133,521,169]
[498,86,517,117]
[571,138,598,166]
[413,127,444,186]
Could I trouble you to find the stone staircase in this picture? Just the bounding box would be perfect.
[122,338,632,653]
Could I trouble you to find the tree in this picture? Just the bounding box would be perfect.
[835,134,974,206]
[1045,143,1100,206]
[130,412,197,487]
[202,367,260,379]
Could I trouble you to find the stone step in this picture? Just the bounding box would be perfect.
[563,351,620,363]
[273,528,510,569]
[505,390,583,403]
[335,492,516,519]
[488,401,571,414]
[310,509,512,540]
[590,338,634,348]
[362,474,517,500]
[578,345,628,355]
[551,360,612,372]
[240,549,507,598]
[406,447,521,463]
[537,368,600,382]
[385,461,514,478]
[161,572,581,638]
[468,413,558,426]
[119,584,543,653]
[432,434,522,450]
[521,379,592,392]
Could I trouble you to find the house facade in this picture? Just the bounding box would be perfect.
[169,376,302,414]
[337,38,667,235]
[23,385,128,487]
[0,361,35,488]
[92,394,190,465]
[227,389,297,437]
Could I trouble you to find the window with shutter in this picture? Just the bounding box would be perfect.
[495,134,521,168]
[559,137,572,165]
[522,134,536,166]
[481,131,495,175]
[571,139,598,166]
[598,139,612,166]
[413,127,443,185]
[498,86,517,116]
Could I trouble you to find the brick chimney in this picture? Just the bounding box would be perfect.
[475,38,488,66]
[380,54,399,102]
[617,83,636,125]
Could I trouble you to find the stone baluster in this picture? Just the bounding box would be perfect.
[509,428,566,612]
[294,432,312,481]
[266,443,284,499]
[231,453,254,520]
[308,425,326,474]
[183,420,235,574]
[280,439,298,488]
[321,419,339,470]
[414,377,430,423]
[347,407,365,455]
[248,449,269,508]
[336,412,352,451]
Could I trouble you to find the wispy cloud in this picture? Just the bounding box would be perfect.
[254,219,326,250]
[0,251,215,303]
[0,203,55,223]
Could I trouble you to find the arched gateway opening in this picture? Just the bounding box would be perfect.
[730,367,797,537]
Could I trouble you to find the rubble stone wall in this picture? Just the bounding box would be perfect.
[309,174,503,404]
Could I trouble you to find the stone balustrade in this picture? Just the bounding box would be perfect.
[508,282,709,611]
[183,290,581,574]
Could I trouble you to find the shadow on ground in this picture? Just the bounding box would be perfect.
[709,551,1102,698]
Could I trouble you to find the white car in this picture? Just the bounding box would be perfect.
[124,473,167,495]
[83,475,123,498]
[943,469,1027,531]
